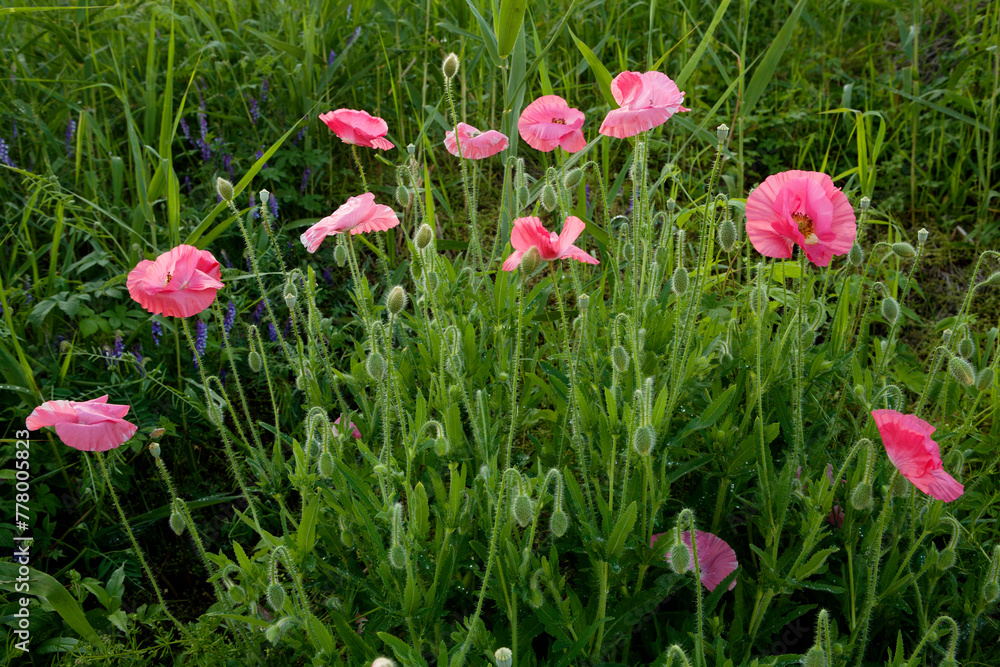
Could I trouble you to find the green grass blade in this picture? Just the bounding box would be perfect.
[496,0,527,59]
[741,0,808,118]
[675,0,731,88]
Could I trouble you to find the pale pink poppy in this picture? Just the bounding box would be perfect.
[599,71,689,139]
[501,216,600,271]
[872,409,963,502]
[319,109,394,150]
[26,395,137,452]
[333,416,362,440]
[517,95,586,153]
[745,170,856,267]
[127,245,224,318]
[444,122,508,159]
[652,530,738,592]
[300,193,400,252]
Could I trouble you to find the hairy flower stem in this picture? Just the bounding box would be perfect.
[793,251,807,460]
[504,281,526,470]
[95,452,186,636]
[444,77,486,281]
[852,471,897,667]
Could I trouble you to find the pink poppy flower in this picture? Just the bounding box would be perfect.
[444,122,508,159]
[745,170,856,267]
[827,505,845,529]
[652,530,738,592]
[501,216,600,271]
[319,109,394,150]
[517,95,586,153]
[300,193,400,252]
[333,416,362,440]
[872,409,964,502]
[127,245,225,318]
[26,395,137,452]
[599,71,689,139]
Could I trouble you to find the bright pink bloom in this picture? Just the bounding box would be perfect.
[745,170,856,267]
[827,505,845,529]
[872,409,964,502]
[26,395,137,452]
[502,216,600,271]
[599,71,689,139]
[127,245,224,318]
[300,193,400,252]
[444,122,508,159]
[652,530,738,592]
[319,109,394,150]
[517,95,586,153]
[333,416,362,440]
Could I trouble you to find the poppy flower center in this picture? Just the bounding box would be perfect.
[551,118,566,125]
[165,272,173,284]
[793,212,819,245]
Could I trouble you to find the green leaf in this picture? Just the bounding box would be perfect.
[567,29,614,108]
[742,0,808,118]
[464,0,500,66]
[607,501,637,559]
[675,0,732,88]
[496,0,527,59]
[795,547,839,581]
[296,494,320,555]
[0,563,106,651]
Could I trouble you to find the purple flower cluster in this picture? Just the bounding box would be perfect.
[0,137,15,168]
[249,191,260,220]
[180,117,191,142]
[223,153,234,181]
[132,343,145,377]
[347,26,361,47]
[112,330,124,362]
[328,50,337,66]
[293,127,306,146]
[249,96,260,125]
[322,267,333,285]
[268,322,278,342]
[269,194,278,220]
[300,166,312,194]
[192,319,208,367]
[65,118,77,157]
[261,78,269,104]
[253,300,266,324]
[220,249,232,269]
[585,184,591,214]
[184,175,192,194]
[256,147,267,170]
[151,320,163,345]
[223,300,236,336]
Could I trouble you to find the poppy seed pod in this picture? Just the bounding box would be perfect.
[334,244,348,267]
[948,356,975,386]
[541,184,557,212]
[520,246,542,274]
[859,196,871,211]
[216,177,234,202]
[918,228,929,244]
[415,223,433,250]
[672,266,689,295]
[283,282,298,309]
[550,509,569,537]
[387,286,407,315]
[563,168,583,189]
[716,123,730,143]
[577,293,590,314]
[881,297,899,325]
[267,583,285,611]
[611,346,630,373]
[891,242,917,259]
[259,190,270,206]
[957,337,974,359]
[148,442,161,458]
[495,648,513,667]
[442,53,460,80]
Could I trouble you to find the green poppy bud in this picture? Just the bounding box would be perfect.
[632,425,657,456]
[881,297,899,325]
[267,583,286,611]
[848,244,864,266]
[957,337,974,359]
[426,271,439,292]
[340,527,355,548]
[948,356,975,386]
[512,494,534,528]
[718,218,737,252]
[442,53,460,80]
[550,509,569,537]
[283,281,298,309]
[672,266,689,295]
[434,436,450,457]
[802,646,827,667]
[169,510,185,536]
[395,185,411,208]
[654,245,669,265]
[318,451,334,478]
[541,184,557,212]
[563,168,583,189]
[622,243,635,262]
[983,581,1000,604]
[520,246,542,274]
[983,271,1000,286]
[891,242,917,259]
[850,481,872,510]
[669,541,690,574]
[249,349,262,373]
[517,185,530,208]
[415,223,433,250]
[611,346,630,373]
[938,547,956,571]
[366,351,386,381]
[216,177,234,202]
[387,285,407,315]
[976,368,995,391]
[334,244,347,267]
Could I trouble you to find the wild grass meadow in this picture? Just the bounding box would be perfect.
[2,0,1000,666]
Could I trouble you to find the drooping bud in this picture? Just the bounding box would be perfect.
[716,124,730,143]
[948,356,975,386]
[520,246,542,274]
[434,436,450,457]
[983,271,1000,286]
[672,266,689,295]
[563,168,583,189]
[611,346,630,373]
[148,442,161,458]
[891,242,917,259]
[228,584,246,604]
[395,185,411,208]
[718,218,737,252]
[249,349,262,373]
[577,293,590,314]
[512,494,534,527]
[216,177,234,202]
[169,509,185,535]
[622,243,635,262]
[654,245,669,265]
[334,244,347,267]
[976,368,995,391]
[388,545,406,569]
[850,481,872,510]
[415,223,433,250]
[366,351,386,380]
[442,53,460,80]
[517,185,530,208]
[880,297,899,325]
[495,648,513,667]
[669,541,690,574]
[802,646,827,667]
[387,285,408,315]
[938,548,956,571]
[550,509,569,537]
[426,271,439,292]
[957,337,974,359]
[848,244,864,266]
[632,425,657,456]
[984,581,1000,605]
[318,451,334,478]
[267,583,286,611]
[541,184,557,212]
[917,228,929,244]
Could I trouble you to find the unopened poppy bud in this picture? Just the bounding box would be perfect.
[563,168,583,189]
[622,243,635,262]
[249,349,262,372]
[169,509,185,535]
[859,196,871,211]
[672,266,689,295]
[850,481,872,510]
[984,581,1000,604]
[854,384,866,401]
[283,282,298,308]
[387,285,407,315]
[340,526,354,548]
[957,337,974,358]
[942,328,953,344]
[517,185,530,208]
[982,271,1000,286]
[802,646,826,667]
[415,223,433,249]
[427,271,439,291]
[666,198,676,212]
[632,425,656,456]
[716,123,730,143]
[948,356,975,386]
[267,583,286,611]
[228,584,246,604]
[881,297,899,325]
[318,451,334,478]
[938,547,956,571]
[832,643,844,656]
[258,189,269,206]
[388,545,406,569]
[654,245,669,265]
[611,346,630,373]
[512,494,534,527]
[550,509,569,537]
[891,242,917,259]
[216,177,234,202]
[495,648,513,667]
[541,184,557,211]
[669,541,690,573]
[148,442,161,458]
[442,52,460,80]
[577,293,589,313]
[718,218,737,252]
[520,246,541,274]
[367,351,386,380]
[334,244,347,267]
[434,436,450,456]
[848,244,864,266]
[395,185,411,208]
[918,228,929,244]
[976,368,995,391]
